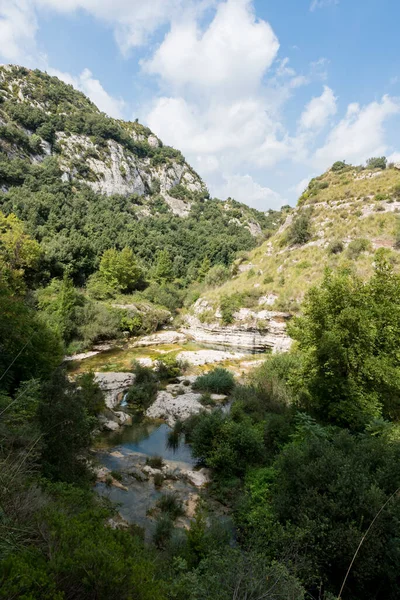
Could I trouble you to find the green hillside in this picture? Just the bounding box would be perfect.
[194,161,400,318]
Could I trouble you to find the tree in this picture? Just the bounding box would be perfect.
[0,211,41,292]
[197,256,211,281]
[153,249,173,283]
[0,280,62,392]
[287,209,312,246]
[38,370,94,483]
[99,247,142,293]
[266,430,400,599]
[366,156,387,170]
[331,160,347,171]
[289,256,400,428]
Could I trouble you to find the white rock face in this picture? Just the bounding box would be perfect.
[132,330,188,347]
[185,298,292,352]
[184,468,211,487]
[177,349,245,366]
[94,372,135,409]
[182,315,292,353]
[103,420,120,432]
[54,132,205,214]
[145,390,204,426]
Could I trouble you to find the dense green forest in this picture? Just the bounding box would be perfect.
[2,232,400,598]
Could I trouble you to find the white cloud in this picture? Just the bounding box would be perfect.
[0,0,42,65]
[300,85,337,130]
[387,152,400,164]
[48,68,126,118]
[313,95,400,168]
[310,0,339,12]
[143,0,279,97]
[213,174,285,210]
[144,0,300,206]
[36,0,213,54]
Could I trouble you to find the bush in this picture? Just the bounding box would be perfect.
[347,238,371,259]
[220,293,242,324]
[327,239,344,254]
[146,455,164,469]
[204,264,230,287]
[155,355,184,380]
[287,209,312,246]
[393,183,400,200]
[153,515,173,548]
[125,362,158,410]
[156,492,184,519]
[366,156,387,170]
[153,472,164,487]
[331,160,347,172]
[193,368,235,395]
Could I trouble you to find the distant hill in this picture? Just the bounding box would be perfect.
[0,65,282,283]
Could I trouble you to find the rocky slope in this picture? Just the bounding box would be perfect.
[184,162,400,351]
[0,64,268,232]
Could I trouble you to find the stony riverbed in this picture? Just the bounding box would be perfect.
[67,330,267,536]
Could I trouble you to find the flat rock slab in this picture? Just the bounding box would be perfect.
[132,331,188,347]
[176,349,245,366]
[184,468,211,488]
[145,390,204,426]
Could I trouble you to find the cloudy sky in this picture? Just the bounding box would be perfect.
[1,0,400,210]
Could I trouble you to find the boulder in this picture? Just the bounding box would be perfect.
[94,372,135,409]
[145,390,204,426]
[103,420,120,432]
[184,468,211,488]
[114,411,132,426]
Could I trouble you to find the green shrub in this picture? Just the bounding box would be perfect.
[156,492,184,519]
[193,368,235,395]
[287,209,312,246]
[263,274,274,284]
[393,184,400,200]
[331,160,347,172]
[347,238,372,259]
[155,355,184,381]
[204,264,230,287]
[366,156,387,170]
[146,455,164,469]
[327,240,344,254]
[220,293,241,324]
[200,393,216,407]
[110,470,122,481]
[153,472,164,487]
[153,515,173,548]
[125,362,158,410]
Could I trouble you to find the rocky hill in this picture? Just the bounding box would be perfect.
[0,65,281,285]
[0,64,207,216]
[184,161,400,351]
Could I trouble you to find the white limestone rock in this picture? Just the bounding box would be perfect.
[94,372,135,409]
[145,390,204,426]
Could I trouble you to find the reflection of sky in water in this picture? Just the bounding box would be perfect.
[100,421,195,466]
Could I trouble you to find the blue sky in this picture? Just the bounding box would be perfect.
[1,0,399,210]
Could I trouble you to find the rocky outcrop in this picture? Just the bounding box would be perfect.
[176,348,245,366]
[145,378,204,426]
[132,330,188,347]
[183,299,292,352]
[94,372,135,409]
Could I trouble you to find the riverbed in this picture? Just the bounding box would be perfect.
[72,332,267,537]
